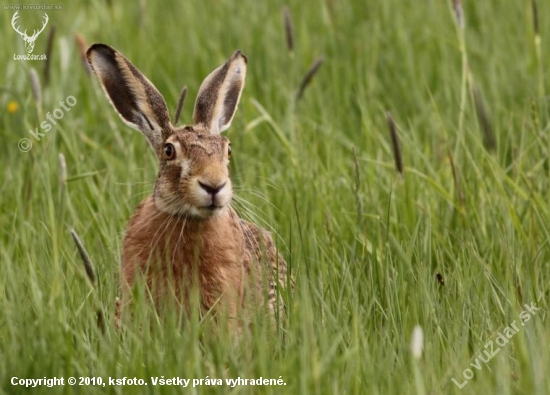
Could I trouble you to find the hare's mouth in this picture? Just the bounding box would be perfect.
[190,203,227,218]
[205,203,223,210]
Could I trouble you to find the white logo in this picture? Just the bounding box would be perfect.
[11,11,49,54]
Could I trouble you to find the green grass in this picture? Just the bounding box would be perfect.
[1,0,550,393]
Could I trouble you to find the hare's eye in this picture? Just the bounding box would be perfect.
[164,143,175,160]
[227,144,232,159]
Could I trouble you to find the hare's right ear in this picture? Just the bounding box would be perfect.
[87,44,171,152]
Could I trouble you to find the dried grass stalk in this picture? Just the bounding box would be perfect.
[174,86,187,124]
[472,86,496,152]
[70,229,96,287]
[452,0,464,28]
[283,6,294,53]
[386,112,403,176]
[29,68,42,105]
[532,0,539,36]
[43,27,55,85]
[296,57,324,102]
[75,33,92,74]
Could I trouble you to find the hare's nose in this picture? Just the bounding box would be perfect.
[198,180,226,196]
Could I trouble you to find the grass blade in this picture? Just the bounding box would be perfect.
[448,151,465,212]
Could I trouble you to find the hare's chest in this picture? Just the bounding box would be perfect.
[168,236,244,310]
[130,237,243,314]
[121,200,246,312]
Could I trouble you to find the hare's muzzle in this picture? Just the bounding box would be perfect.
[195,177,232,213]
[198,180,226,196]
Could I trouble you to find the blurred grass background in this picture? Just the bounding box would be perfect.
[1,0,549,394]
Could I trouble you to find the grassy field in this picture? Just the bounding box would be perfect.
[1,0,550,393]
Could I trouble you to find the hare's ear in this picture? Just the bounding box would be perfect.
[193,50,247,135]
[87,43,171,152]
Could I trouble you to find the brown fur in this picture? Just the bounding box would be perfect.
[121,196,285,320]
[122,197,244,315]
[87,44,289,327]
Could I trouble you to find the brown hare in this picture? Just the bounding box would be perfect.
[86,44,288,326]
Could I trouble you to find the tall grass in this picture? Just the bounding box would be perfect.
[1,0,549,394]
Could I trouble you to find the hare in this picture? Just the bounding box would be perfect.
[86,44,288,325]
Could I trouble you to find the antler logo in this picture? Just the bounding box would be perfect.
[11,11,49,54]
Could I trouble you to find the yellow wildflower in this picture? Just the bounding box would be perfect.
[7,101,19,114]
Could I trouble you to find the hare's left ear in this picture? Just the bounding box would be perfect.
[193,50,247,135]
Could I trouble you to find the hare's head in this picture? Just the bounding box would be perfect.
[87,44,247,218]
